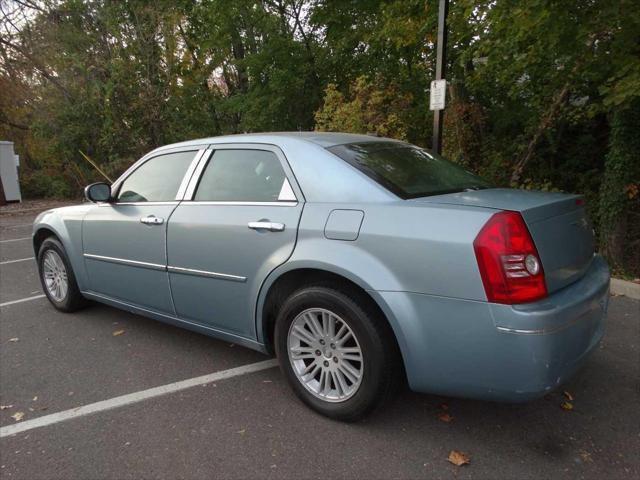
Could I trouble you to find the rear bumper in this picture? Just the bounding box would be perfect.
[372,255,610,402]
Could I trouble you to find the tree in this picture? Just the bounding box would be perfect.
[1,0,639,274]
[315,76,412,139]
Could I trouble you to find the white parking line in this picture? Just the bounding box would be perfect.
[0,237,30,244]
[0,294,46,308]
[0,257,35,265]
[0,223,32,229]
[0,359,278,438]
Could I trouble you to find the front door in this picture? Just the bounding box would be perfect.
[82,149,200,313]
[167,145,304,338]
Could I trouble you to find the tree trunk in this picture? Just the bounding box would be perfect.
[510,83,570,185]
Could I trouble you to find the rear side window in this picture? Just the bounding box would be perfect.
[328,142,491,199]
[194,149,288,202]
[117,151,196,202]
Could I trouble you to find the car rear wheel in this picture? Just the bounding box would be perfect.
[37,237,87,312]
[275,285,399,421]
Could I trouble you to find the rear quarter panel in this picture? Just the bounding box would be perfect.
[292,202,493,298]
[257,201,495,343]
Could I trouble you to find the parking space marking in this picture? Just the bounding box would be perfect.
[0,257,35,265]
[0,359,278,438]
[0,294,46,308]
[0,237,30,244]
[0,223,32,229]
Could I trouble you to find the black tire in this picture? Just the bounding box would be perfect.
[274,285,400,422]
[37,237,87,312]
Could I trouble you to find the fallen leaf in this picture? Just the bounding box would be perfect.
[561,401,574,411]
[236,429,246,434]
[8,338,19,343]
[447,450,470,466]
[32,396,38,402]
[580,451,593,463]
[11,412,24,422]
[563,391,574,401]
[112,330,125,336]
[438,412,454,423]
[0,405,13,410]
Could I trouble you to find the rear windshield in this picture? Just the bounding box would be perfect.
[328,141,491,199]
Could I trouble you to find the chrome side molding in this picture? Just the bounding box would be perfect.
[83,253,246,282]
[167,266,247,282]
[83,253,166,271]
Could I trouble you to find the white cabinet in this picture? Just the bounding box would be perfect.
[0,141,22,203]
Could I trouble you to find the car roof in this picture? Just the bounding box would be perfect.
[154,132,402,152]
[143,132,403,203]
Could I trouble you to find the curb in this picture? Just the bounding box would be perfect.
[611,278,640,301]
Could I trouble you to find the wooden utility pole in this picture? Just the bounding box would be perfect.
[432,0,449,154]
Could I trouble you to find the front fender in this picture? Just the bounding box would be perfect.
[33,204,92,290]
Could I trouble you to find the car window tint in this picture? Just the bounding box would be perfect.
[328,142,491,199]
[117,151,196,202]
[194,149,287,202]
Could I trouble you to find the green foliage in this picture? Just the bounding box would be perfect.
[598,99,640,271]
[315,77,412,139]
[1,0,324,196]
[20,170,73,199]
[1,0,639,273]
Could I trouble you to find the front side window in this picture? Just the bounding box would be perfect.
[117,151,196,202]
[194,149,289,202]
[328,142,491,199]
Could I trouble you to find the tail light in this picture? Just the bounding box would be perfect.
[473,211,547,304]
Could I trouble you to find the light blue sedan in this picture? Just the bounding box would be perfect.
[33,132,609,420]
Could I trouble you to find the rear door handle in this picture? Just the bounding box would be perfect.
[248,221,285,232]
[140,215,164,225]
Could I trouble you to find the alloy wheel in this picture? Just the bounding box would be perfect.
[287,308,364,402]
[43,250,68,302]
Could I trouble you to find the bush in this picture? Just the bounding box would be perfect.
[20,170,74,199]
[598,99,640,275]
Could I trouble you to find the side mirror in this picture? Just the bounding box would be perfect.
[84,182,112,203]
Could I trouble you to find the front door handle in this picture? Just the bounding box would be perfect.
[140,215,164,225]
[248,221,285,232]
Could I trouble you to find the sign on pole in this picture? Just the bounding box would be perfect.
[430,79,446,111]
[432,0,449,154]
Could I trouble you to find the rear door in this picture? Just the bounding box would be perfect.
[167,144,304,338]
[82,149,203,313]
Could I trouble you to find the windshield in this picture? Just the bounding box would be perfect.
[327,141,491,199]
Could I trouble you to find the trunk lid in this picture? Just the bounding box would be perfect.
[413,188,595,293]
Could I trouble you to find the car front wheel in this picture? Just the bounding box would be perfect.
[275,285,399,421]
[37,237,87,312]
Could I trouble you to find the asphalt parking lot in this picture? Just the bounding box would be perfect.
[1,206,639,480]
